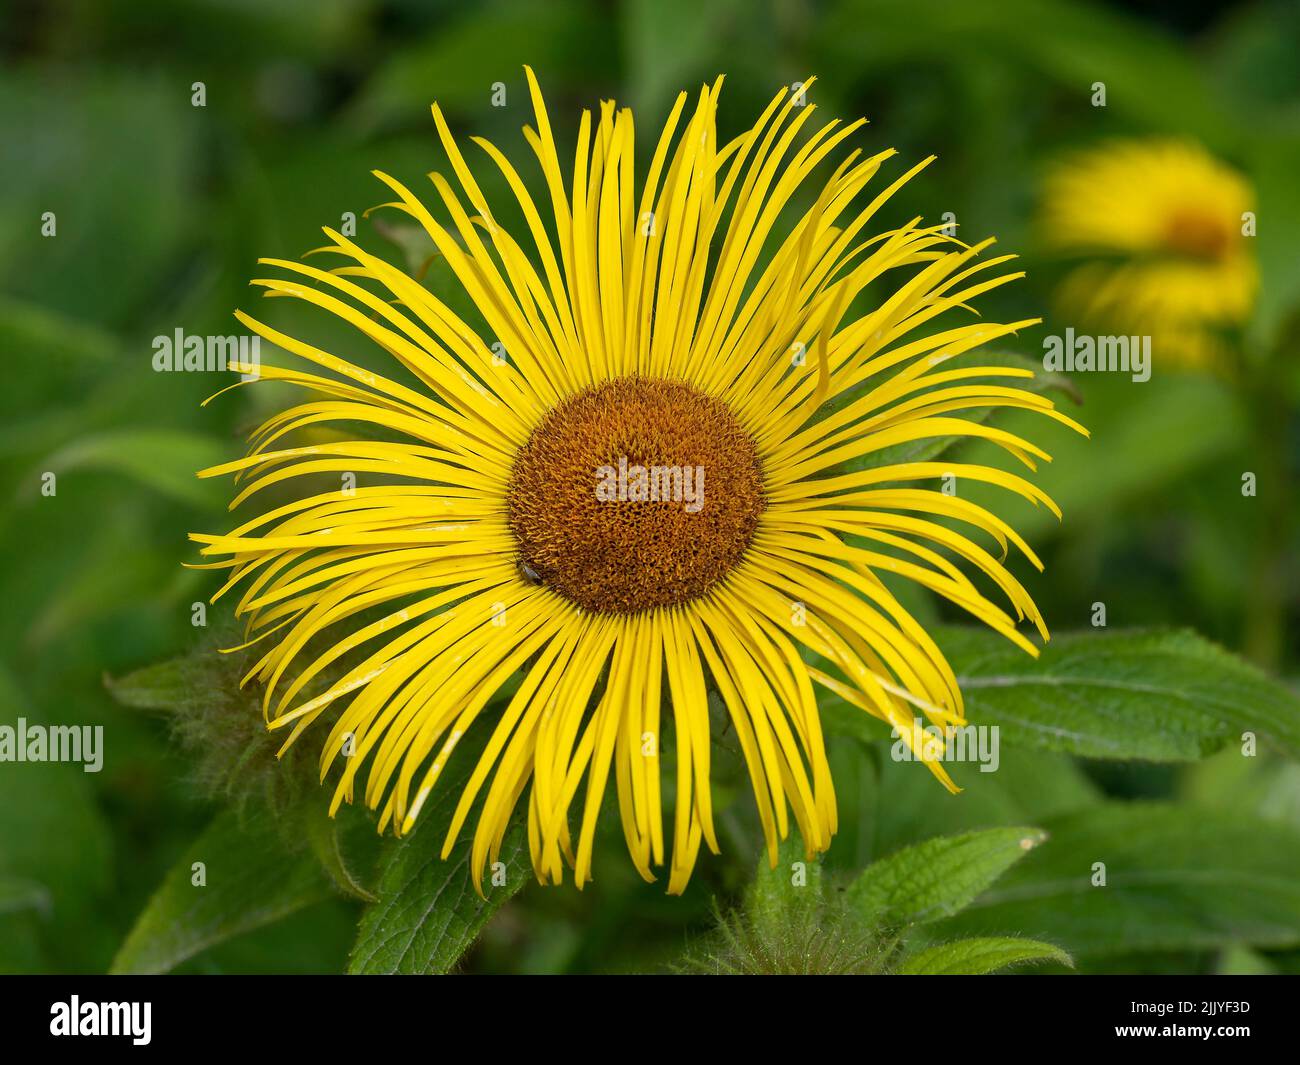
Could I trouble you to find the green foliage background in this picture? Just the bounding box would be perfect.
[1,0,1298,974]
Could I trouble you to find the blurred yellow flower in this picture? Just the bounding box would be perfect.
[194,71,1081,894]
[1041,139,1257,370]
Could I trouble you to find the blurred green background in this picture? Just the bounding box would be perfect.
[1,0,1298,974]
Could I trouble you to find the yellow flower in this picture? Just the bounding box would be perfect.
[1040,138,1257,370]
[193,70,1082,894]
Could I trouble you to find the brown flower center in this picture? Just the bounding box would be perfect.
[507,377,764,614]
[1162,206,1233,260]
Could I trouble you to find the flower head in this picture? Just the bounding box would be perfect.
[194,70,1082,893]
[1040,138,1257,370]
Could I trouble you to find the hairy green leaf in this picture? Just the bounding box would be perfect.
[849,826,1046,927]
[304,805,377,903]
[349,759,529,975]
[943,626,1300,760]
[747,835,824,933]
[900,936,1072,974]
[111,810,331,974]
[935,802,1300,955]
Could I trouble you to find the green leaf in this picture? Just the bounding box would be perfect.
[848,826,1046,928]
[0,875,51,917]
[1246,136,1300,350]
[983,350,1081,401]
[304,805,377,903]
[0,296,115,421]
[0,73,195,328]
[1183,751,1300,831]
[25,512,169,648]
[849,350,1080,470]
[624,0,757,114]
[899,936,1071,974]
[935,802,1300,956]
[943,626,1300,761]
[956,372,1244,540]
[816,0,1234,146]
[681,838,884,975]
[111,809,332,974]
[37,429,228,510]
[1217,943,1278,976]
[348,758,529,975]
[369,217,440,278]
[746,835,824,934]
[0,294,115,362]
[866,747,1101,859]
[348,0,613,130]
[817,691,894,746]
[0,666,111,923]
[105,653,208,712]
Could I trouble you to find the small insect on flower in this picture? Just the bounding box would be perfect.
[192,69,1085,894]
[1040,138,1258,372]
